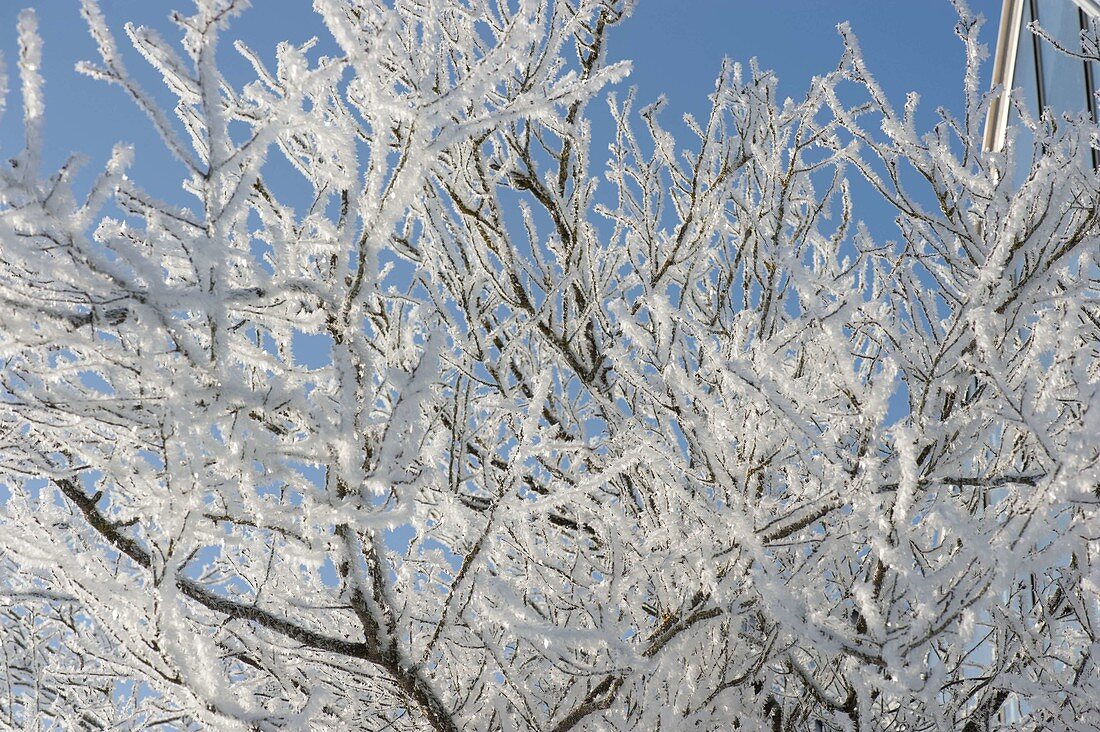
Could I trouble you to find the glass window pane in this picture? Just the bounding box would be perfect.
[1035,0,1089,114]
[1012,0,1041,120]
[1088,55,1099,121]
[1008,0,1040,174]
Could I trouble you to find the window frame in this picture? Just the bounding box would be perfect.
[983,0,1100,156]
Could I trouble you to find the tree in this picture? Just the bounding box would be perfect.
[0,0,1096,729]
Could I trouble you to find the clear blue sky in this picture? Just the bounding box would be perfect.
[0,0,1005,380]
[0,0,1002,195]
[616,2,1002,120]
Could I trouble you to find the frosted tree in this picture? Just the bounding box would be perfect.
[0,0,1096,730]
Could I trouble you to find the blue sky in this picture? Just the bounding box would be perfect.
[615,1,1001,127]
[0,0,1007,415]
[0,1,1003,193]
[0,1,1007,431]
